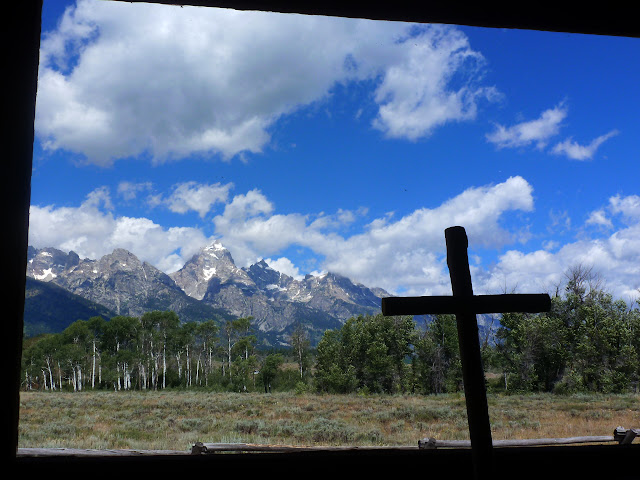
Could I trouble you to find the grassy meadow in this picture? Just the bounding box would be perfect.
[18,391,639,452]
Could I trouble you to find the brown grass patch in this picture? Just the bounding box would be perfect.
[18,391,638,450]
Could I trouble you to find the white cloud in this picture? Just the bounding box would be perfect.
[480,194,640,300]
[372,27,499,140]
[548,209,572,234]
[551,129,619,160]
[264,257,303,280]
[35,1,496,165]
[28,188,210,273]
[211,176,534,295]
[28,181,640,302]
[117,181,153,201]
[479,249,563,295]
[212,190,311,267]
[164,182,233,218]
[83,185,114,210]
[585,209,612,229]
[317,176,534,294]
[486,103,567,150]
[609,194,640,222]
[209,180,639,301]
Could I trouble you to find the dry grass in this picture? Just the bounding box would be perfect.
[18,391,639,451]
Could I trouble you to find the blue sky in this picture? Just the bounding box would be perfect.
[29,0,640,301]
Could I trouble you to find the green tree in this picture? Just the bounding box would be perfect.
[220,316,256,388]
[497,306,568,392]
[314,329,358,393]
[233,316,256,360]
[314,314,415,394]
[172,321,198,387]
[22,334,64,391]
[261,353,283,393]
[86,316,107,388]
[413,314,462,394]
[140,311,180,390]
[289,321,311,380]
[496,265,640,394]
[102,316,140,390]
[195,319,219,387]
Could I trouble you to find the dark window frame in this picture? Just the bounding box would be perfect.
[7,1,639,476]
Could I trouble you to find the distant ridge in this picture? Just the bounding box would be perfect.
[25,242,391,345]
[24,277,116,337]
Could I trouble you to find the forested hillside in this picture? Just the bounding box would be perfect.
[24,277,116,337]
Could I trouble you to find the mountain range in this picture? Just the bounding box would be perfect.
[24,241,391,345]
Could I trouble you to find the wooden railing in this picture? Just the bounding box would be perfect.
[418,426,639,449]
[16,427,637,457]
[190,427,637,454]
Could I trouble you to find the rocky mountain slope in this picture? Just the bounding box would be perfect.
[25,242,391,344]
[170,241,386,334]
[26,246,233,327]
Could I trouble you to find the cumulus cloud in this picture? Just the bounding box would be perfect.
[371,27,499,140]
[480,194,640,300]
[28,180,640,301]
[486,103,567,150]
[609,194,640,222]
[585,209,612,229]
[264,257,303,280]
[163,182,233,218]
[551,129,619,160]
[28,188,210,272]
[209,179,639,300]
[35,0,496,165]
[117,181,153,201]
[212,189,311,266]
[211,176,534,295]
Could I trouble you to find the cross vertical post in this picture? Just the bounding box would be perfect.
[381,226,551,480]
[445,226,494,478]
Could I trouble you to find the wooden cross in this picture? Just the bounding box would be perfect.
[381,226,551,480]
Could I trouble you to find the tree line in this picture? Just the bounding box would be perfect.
[21,311,301,393]
[315,266,640,395]
[21,266,640,395]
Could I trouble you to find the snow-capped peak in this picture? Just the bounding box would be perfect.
[204,240,227,252]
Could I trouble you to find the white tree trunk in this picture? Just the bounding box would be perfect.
[176,353,182,379]
[92,340,96,389]
[186,345,191,387]
[196,354,201,386]
[227,335,232,378]
[140,363,147,390]
[163,344,167,389]
[45,358,54,391]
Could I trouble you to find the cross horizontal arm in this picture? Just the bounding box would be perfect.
[381,293,551,316]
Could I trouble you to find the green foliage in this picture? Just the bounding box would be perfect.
[412,314,463,394]
[314,313,415,394]
[289,321,312,381]
[496,269,640,394]
[260,353,284,393]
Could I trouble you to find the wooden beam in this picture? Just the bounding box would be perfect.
[382,294,551,316]
[419,436,619,449]
[6,0,42,460]
[445,226,494,479]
